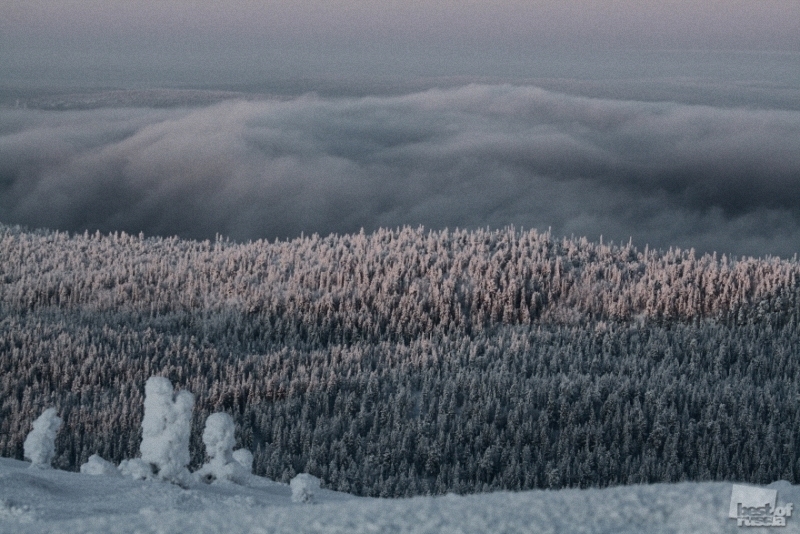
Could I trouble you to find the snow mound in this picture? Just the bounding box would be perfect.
[118,458,153,480]
[80,454,121,477]
[291,473,321,503]
[23,408,62,469]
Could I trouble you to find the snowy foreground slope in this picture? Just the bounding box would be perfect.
[2,458,796,534]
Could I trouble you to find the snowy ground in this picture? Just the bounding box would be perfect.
[2,458,798,533]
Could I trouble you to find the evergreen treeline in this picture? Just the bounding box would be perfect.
[1,223,799,496]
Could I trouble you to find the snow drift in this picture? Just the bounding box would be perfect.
[2,456,798,533]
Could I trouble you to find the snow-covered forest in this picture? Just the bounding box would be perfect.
[2,223,799,497]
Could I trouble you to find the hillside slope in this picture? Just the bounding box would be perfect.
[2,224,800,496]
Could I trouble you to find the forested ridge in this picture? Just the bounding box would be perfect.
[2,223,800,496]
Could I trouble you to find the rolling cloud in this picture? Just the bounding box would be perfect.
[2,84,800,257]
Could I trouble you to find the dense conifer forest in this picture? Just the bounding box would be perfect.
[2,223,800,496]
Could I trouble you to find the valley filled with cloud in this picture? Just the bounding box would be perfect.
[2,83,800,258]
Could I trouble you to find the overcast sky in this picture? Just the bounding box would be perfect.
[3,0,798,49]
[2,0,799,87]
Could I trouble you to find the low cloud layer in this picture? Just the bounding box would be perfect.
[2,85,800,257]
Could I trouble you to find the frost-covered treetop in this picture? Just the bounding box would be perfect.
[1,223,796,333]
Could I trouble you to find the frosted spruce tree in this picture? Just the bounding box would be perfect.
[23,408,62,469]
[120,376,194,484]
[196,412,251,484]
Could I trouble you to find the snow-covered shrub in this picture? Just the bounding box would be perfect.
[232,449,253,473]
[290,473,320,503]
[118,458,153,480]
[23,408,62,469]
[195,412,249,484]
[80,454,121,476]
[139,376,194,484]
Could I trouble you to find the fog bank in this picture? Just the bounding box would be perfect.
[2,85,799,257]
